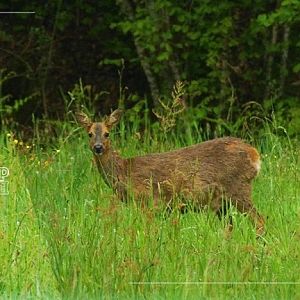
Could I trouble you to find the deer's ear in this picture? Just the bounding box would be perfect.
[105,109,123,129]
[75,111,92,130]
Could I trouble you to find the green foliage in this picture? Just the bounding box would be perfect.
[0,69,36,127]
[113,0,300,136]
[0,69,16,122]
[258,0,300,26]
[264,97,300,136]
[67,79,108,115]
[1,1,300,136]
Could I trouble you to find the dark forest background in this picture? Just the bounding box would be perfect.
[0,0,300,137]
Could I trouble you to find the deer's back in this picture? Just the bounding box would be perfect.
[123,137,260,200]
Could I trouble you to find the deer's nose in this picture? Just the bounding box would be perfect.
[94,144,104,154]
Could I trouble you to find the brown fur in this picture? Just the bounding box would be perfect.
[76,110,265,235]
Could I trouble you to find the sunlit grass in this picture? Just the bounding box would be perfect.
[0,125,299,299]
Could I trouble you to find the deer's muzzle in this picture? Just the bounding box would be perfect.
[93,144,104,155]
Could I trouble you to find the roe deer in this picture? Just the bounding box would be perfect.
[76,109,265,235]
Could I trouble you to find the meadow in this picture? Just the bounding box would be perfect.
[0,117,299,299]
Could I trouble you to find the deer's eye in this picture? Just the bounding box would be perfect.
[104,132,109,138]
[88,132,93,138]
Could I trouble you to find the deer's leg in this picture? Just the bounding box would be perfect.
[227,182,265,236]
[235,192,265,236]
[197,185,234,235]
[206,185,228,216]
[249,208,265,236]
[215,202,233,228]
[235,200,265,236]
[214,198,234,236]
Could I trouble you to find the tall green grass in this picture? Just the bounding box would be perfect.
[0,121,299,299]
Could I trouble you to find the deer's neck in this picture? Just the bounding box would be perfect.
[94,149,126,187]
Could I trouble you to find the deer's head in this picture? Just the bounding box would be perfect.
[76,109,122,156]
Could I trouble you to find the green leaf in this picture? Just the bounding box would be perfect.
[157,52,169,61]
[292,63,300,73]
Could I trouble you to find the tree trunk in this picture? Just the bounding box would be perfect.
[264,24,278,100]
[278,24,290,98]
[116,0,160,106]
